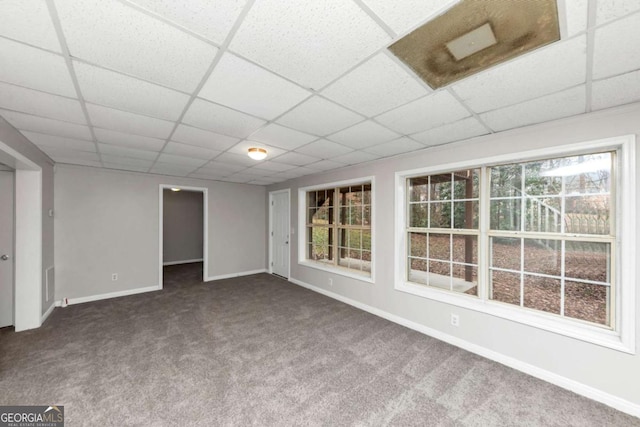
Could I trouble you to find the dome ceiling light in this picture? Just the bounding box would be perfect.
[248,147,267,160]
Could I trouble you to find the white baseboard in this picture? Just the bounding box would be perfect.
[163,258,203,266]
[206,268,267,282]
[288,277,640,419]
[41,302,55,323]
[56,285,162,306]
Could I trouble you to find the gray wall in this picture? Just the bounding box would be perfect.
[267,103,640,407]
[0,117,55,315]
[163,189,204,264]
[55,165,266,299]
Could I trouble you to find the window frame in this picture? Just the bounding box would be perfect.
[394,136,636,353]
[299,176,375,283]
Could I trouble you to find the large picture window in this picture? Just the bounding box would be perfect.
[396,137,635,352]
[301,179,373,279]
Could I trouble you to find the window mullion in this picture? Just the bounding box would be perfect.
[478,166,490,302]
[337,187,342,268]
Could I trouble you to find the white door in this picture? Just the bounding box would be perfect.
[271,191,290,278]
[0,171,14,327]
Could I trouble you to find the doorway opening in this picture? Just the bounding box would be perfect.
[0,140,42,332]
[0,165,14,329]
[269,189,290,280]
[159,185,208,290]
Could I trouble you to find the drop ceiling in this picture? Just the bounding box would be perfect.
[0,0,639,185]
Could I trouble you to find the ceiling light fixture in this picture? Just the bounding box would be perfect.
[170,188,181,192]
[248,147,267,160]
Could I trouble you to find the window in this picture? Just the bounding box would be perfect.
[396,137,635,352]
[408,169,480,295]
[300,178,373,280]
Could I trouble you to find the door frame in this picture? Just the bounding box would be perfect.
[269,188,290,279]
[158,185,208,289]
[0,141,42,332]
[0,170,14,328]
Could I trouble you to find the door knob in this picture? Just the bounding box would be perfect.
[0,254,8,261]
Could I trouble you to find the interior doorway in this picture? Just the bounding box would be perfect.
[0,167,14,328]
[269,189,290,279]
[0,141,42,332]
[158,185,208,289]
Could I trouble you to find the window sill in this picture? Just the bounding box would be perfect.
[299,260,374,284]
[395,280,634,354]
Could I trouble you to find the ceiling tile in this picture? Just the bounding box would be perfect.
[100,155,153,168]
[102,162,150,173]
[97,143,160,160]
[277,97,364,136]
[364,137,424,157]
[199,53,311,120]
[94,128,165,152]
[199,161,247,174]
[125,0,247,44]
[273,166,318,179]
[330,150,378,165]
[55,0,218,92]
[149,163,195,176]
[564,0,588,37]
[0,82,85,124]
[248,123,317,150]
[248,178,280,185]
[375,91,469,134]
[269,171,298,181]
[74,61,190,121]
[272,152,320,166]
[241,166,277,177]
[171,124,239,151]
[229,0,390,90]
[593,13,640,80]
[328,120,400,149]
[452,36,587,113]
[595,0,640,25]
[182,98,266,138]
[295,140,353,159]
[156,153,209,167]
[213,152,257,167]
[86,103,174,139]
[43,148,101,163]
[227,141,287,159]
[162,141,221,160]
[306,159,347,171]
[0,1,62,52]
[361,0,458,35]
[321,53,429,117]
[225,168,267,179]
[51,158,103,168]
[21,131,96,152]
[0,38,76,97]
[0,109,92,141]
[411,117,489,147]
[244,162,296,173]
[189,171,230,180]
[220,174,254,183]
[592,70,640,111]
[480,86,586,132]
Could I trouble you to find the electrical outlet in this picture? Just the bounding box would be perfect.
[451,313,460,327]
[328,278,333,287]
[111,273,118,281]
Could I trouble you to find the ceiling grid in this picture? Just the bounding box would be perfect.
[0,0,639,184]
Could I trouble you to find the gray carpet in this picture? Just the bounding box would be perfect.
[1,263,637,426]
